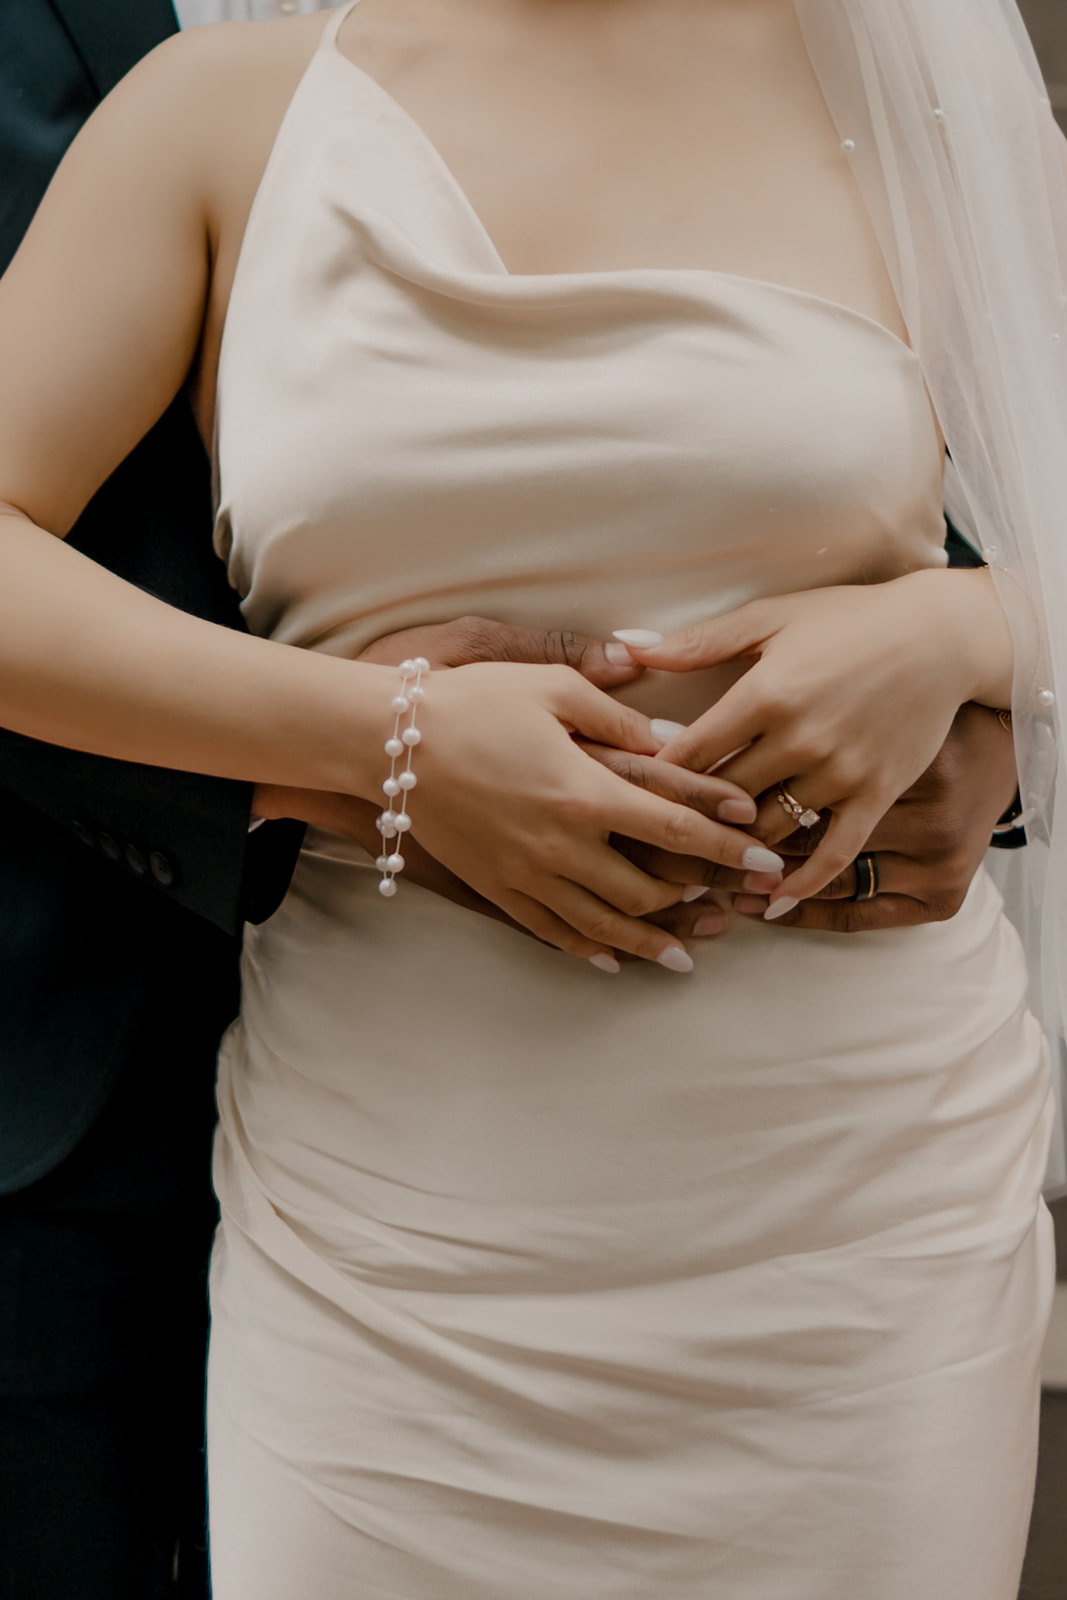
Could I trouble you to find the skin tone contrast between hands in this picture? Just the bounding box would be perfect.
[254,611,1020,954]
[0,0,1018,974]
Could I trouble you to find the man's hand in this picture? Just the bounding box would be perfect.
[356,616,642,687]
[727,702,1018,930]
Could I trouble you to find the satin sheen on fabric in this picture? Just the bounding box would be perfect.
[207,9,1054,1596]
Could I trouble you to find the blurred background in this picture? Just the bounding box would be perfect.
[1021,1,1067,131]
[1016,10,1066,1591]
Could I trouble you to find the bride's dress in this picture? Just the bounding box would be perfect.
[206,10,1054,1597]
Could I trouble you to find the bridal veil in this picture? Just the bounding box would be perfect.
[796,0,1067,1190]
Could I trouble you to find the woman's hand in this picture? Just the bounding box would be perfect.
[408,662,783,969]
[615,569,1014,913]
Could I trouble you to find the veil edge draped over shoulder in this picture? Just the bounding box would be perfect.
[795,0,1067,1193]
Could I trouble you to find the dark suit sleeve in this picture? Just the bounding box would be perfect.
[944,514,984,571]
[0,0,303,935]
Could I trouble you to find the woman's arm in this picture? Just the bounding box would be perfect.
[0,27,779,969]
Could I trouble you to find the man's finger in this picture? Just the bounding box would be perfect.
[783,850,915,902]
[358,616,643,688]
[734,893,929,932]
[636,898,730,943]
[614,840,768,894]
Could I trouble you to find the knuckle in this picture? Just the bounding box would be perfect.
[453,615,498,663]
[525,628,586,670]
[544,661,584,698]
[659,807,696,854]
[827,756,864,793]
[616,886,664,918]
[672,625,711,664]
[581,908,621,945]
[555,629,589,671]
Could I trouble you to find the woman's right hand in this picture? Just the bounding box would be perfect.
[408,662,783,971]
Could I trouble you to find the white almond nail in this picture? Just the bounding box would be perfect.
[603,642,633,666]
[588,953,621,974]
[681,885,709,902]
[612,629,664,648]
[651,718,688,745]
[763,896,800,922]
[743,846,785,873]
[656,945,694,973]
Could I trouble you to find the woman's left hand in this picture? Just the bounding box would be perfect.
[618,568,1015,912]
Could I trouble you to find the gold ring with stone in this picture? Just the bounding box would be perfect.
[775,785,821,829]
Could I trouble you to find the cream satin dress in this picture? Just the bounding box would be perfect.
[207,9,1055,1596]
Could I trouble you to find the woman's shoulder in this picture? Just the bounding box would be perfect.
[35,9,340,257]
[104,10,332,141]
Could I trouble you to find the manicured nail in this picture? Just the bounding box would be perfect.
[764,896,800,922]
[613,629,664,648]
[657,945,694,973]
[603,642,633,666]
[717,797,757,824]
[743,870,783,893]
[681,885,709,902]
[743,846,785,873]
[651,718,687,746]
[588,953,621,974]
[694,909,728,936]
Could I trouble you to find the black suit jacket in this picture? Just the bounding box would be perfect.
[0,0,303,1194]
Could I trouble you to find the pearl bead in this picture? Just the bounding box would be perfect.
[385,737,404,758]
[407,685,425,703]
[394,813,413,832]
[382,777,401,797]
[380,822,398,839]
[1039,688,1056,707]
[413,657,431,673]
[376,855,389,870]
[401,726,422,747]
[841,139,856,153]
[933,107,945,121]
[399,659,417,675]
[397,770,417,790]
[385,852,405,872]
[378,877,398,897]
[391,695,410,714]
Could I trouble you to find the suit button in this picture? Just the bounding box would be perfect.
[125,844,148,877]
[98,833,121,861]
[149,851,179,888]
[72,820,96,848]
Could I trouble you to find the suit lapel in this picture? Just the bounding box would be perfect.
[48,0,180,99]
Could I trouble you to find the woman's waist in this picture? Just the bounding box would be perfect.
[223,859,1047,1281]
[241,844,1033,1104]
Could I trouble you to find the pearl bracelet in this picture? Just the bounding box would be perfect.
[376,657,429,897]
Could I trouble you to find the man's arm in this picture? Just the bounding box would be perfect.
[0,0,302,934]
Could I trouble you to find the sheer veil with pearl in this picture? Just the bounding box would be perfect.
[795,0,1067,1191]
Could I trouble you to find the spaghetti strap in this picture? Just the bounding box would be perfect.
[317,1,361,53]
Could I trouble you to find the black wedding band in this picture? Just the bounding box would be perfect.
[851,853,879,902]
